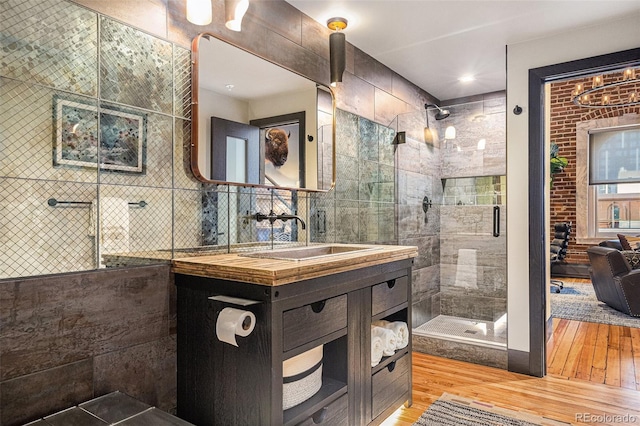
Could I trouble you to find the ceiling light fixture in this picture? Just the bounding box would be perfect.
[572,67,639,108]
[327,17,347,87]
[225,0,249,32]
[459,75,475,83]
[186,0,212,26]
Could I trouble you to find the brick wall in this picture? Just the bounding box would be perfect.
[549,75,640,265]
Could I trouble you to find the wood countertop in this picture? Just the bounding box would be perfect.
[171,244,418,286]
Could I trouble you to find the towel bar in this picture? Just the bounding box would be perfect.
[47,198,147,208]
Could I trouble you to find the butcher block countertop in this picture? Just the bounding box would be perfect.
[171,244,418,286]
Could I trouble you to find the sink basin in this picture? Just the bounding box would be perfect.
[240,245,380,261]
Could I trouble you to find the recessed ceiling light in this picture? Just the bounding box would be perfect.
[225,84,235,90]
[459,75,475,83]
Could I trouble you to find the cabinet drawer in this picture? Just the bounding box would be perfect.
[296,393,348,426]
[283,294,347,351]
[371,355,410,420]
[371,276,408,316]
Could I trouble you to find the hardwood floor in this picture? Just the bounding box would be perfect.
[382,278,640,425]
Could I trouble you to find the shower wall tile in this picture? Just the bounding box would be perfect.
[374,87,409,127]
[378,203,396,242]
[0,79,98,183]
[335,109,359,158]
[99,105,173,188]
[391,73,438,111]
[440,234,506,269]
[359,160,379,201]
[359,118,379,162]
[100,17,173,114]
[358,201,378,243]
[0,178,97,279]
[378,125,396,167]
[440,292,506,321]
[335,154,359,200]
[400,235,439,270]
[412,335,507,369]
[395,137,422,173]
[335,200,359,243]
[309,192,336,243]
[378,164,395,203]
[0,359,94,426]
[0,0,98,96]
[397,204,440,240]
[439,99,506,179]
[412,264,440,305]
[397,170,430,206]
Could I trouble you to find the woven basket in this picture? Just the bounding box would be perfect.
[282,345,323,410]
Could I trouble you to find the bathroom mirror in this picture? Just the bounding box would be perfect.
[191,33,335,191]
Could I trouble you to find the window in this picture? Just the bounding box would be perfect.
[589,125,640,237]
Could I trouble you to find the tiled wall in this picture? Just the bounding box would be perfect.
[0,0,438,424]
[405,96,508,329]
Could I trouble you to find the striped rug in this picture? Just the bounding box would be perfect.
[413,393,570,426]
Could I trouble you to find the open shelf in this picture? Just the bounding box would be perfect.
[372,348,409,375]
[283,376,347,426]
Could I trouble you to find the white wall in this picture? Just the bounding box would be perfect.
[506,13,640,352]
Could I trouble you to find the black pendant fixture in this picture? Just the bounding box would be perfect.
[327,17,347,87]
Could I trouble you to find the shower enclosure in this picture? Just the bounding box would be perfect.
[393,96,508,368]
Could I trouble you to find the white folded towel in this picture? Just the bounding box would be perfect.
[373,320,409,350]
[371,325,396,356]
[371,336,383,367]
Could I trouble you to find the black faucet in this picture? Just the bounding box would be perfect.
[254,210,306,230]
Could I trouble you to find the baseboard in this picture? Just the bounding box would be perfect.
[551,263,590,279]
[507,349,540,376]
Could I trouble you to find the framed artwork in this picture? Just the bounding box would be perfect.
[250,111,305,189]
[53,95,147,173]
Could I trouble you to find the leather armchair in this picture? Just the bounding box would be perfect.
[598,239,623,250]
[586,246,640,316]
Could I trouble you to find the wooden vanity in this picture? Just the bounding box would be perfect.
[173,244,417,426]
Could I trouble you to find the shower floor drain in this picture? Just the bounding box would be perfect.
[414,314,507,348]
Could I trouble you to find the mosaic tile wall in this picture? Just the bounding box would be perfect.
[0,0,314,280]
[310,109,397,245]
[1,0,188,278]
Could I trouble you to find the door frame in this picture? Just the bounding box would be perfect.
[527,47,640,377]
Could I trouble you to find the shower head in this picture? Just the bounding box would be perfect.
[425,103,451,120]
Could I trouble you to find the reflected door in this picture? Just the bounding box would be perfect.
[210,117,260,183]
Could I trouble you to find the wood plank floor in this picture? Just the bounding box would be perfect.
[382,278,640,425]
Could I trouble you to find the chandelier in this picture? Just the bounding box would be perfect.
[572,67,639,108]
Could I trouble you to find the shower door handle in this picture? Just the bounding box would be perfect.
[493,206,500,237]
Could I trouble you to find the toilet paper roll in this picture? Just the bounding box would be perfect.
[216,307,256,346]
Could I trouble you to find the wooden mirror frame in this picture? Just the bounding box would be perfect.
[190,33,336,192]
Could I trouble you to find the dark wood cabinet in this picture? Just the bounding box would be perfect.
[175,258,413,425]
